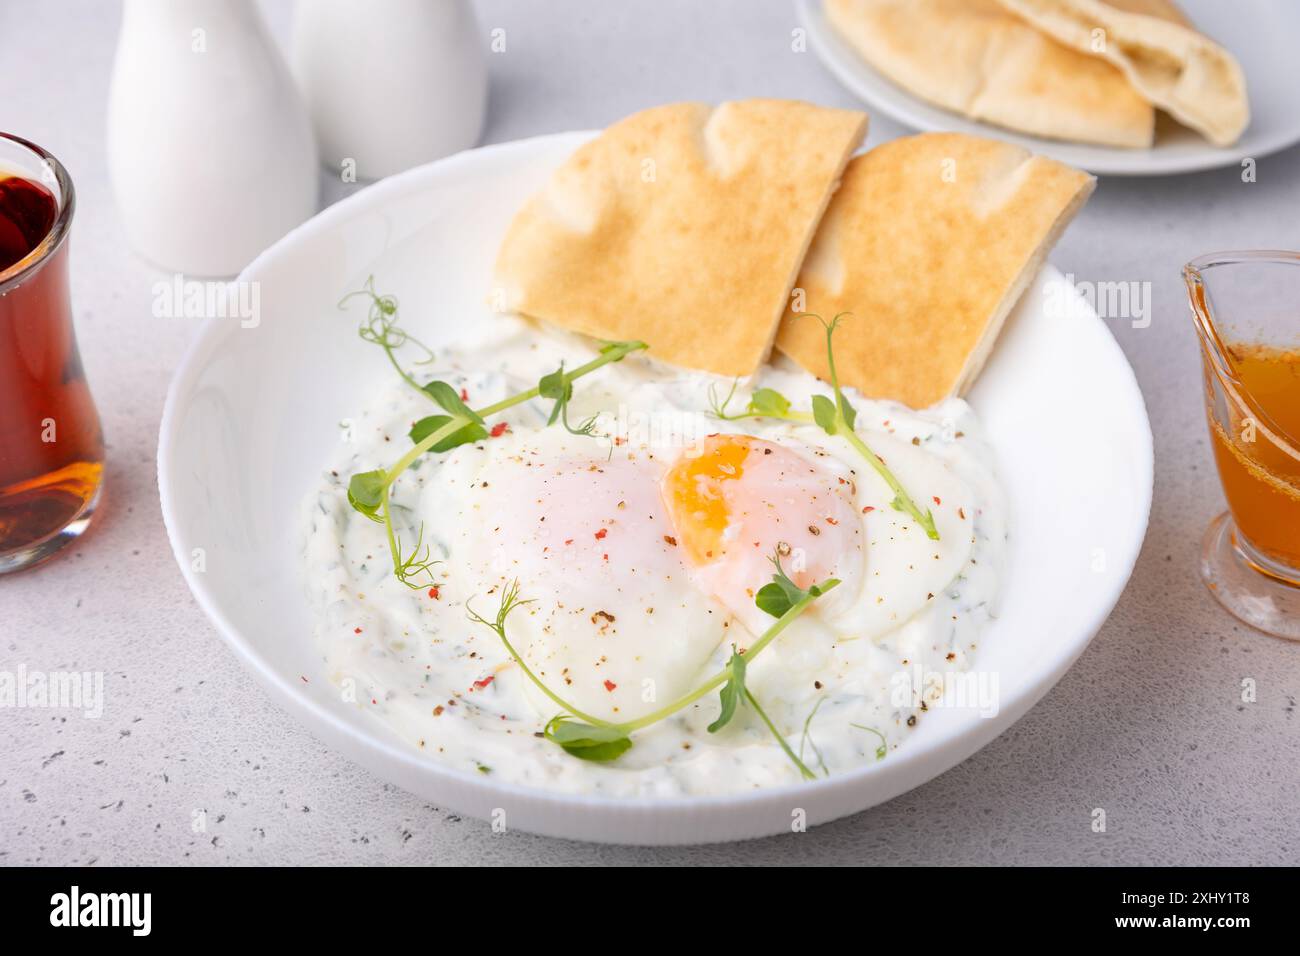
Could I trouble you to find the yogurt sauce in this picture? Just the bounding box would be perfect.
[301,318,1006,797]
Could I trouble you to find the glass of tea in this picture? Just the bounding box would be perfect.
[1186,250,1300,641]
[0,133,104,574]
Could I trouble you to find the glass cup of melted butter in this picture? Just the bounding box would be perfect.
[1186,251,1300,640]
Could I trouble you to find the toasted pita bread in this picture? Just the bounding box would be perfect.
[494,100,867,376]
[995,0,1248,146]
[825,0,1154,148]
[775,132,1095,409]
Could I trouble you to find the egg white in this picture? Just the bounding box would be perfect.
[425,413,730,724]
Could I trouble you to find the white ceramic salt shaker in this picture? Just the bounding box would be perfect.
[107,0,319,277]
[290,0,488,181]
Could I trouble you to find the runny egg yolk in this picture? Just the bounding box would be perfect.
[660,434,863,626]
[660,433,751,565]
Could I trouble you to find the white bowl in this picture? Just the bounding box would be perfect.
[158,132,1153,844]
[797,0,1300,177]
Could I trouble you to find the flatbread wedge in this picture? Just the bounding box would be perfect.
[994,0,1249,146]
[775,132,1095,409]
[825,0,1154,148]
[493,100,868,377]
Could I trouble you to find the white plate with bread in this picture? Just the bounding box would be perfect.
[159,101,1153,843]
[800,0,1300,175]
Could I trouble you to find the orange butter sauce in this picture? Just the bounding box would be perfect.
[1208,343,1300,573]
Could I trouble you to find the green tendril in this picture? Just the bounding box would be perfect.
[339,275,437,394]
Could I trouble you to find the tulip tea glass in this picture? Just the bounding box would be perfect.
[0,133,104,574]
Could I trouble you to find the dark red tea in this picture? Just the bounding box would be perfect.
[0,176,58,271]
[0,172,104,564]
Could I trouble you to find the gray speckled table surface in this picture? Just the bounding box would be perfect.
[2,0,1297,867]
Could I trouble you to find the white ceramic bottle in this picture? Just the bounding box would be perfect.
[290,0,488,181]
[107,0,319,277]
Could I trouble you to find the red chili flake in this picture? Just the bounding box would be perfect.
[663,535,677,547]
[932,496,942,506]
[353,627,363,634]
[427,586,440,599]
[371,698,377,705]
[862,506,875,514]
[594,528,608,540]
[473,675,495,690]
[490,422,509,438]
[602,553,609,561]
[826,516,839,525]
[564,538,574,546]
[614,436,626,446]
[433,705,444,716]
[459,387,469,402]
[603,680,617,692]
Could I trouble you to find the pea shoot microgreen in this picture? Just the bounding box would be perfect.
[707,646,746,734]
[408,380,490,450]
[753,552,837,617]
[799,697,830,777]
[340,279,646,587]
[543,716,633,762]
[742,685,817,780]
[469,551,835,780]
[708,380,810,423]
[466,580,611,729]
[851,723,889,761]
[538,362,600,437]
[340,276,437,394]
[707,313,939,541]
[391,522,439,587]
